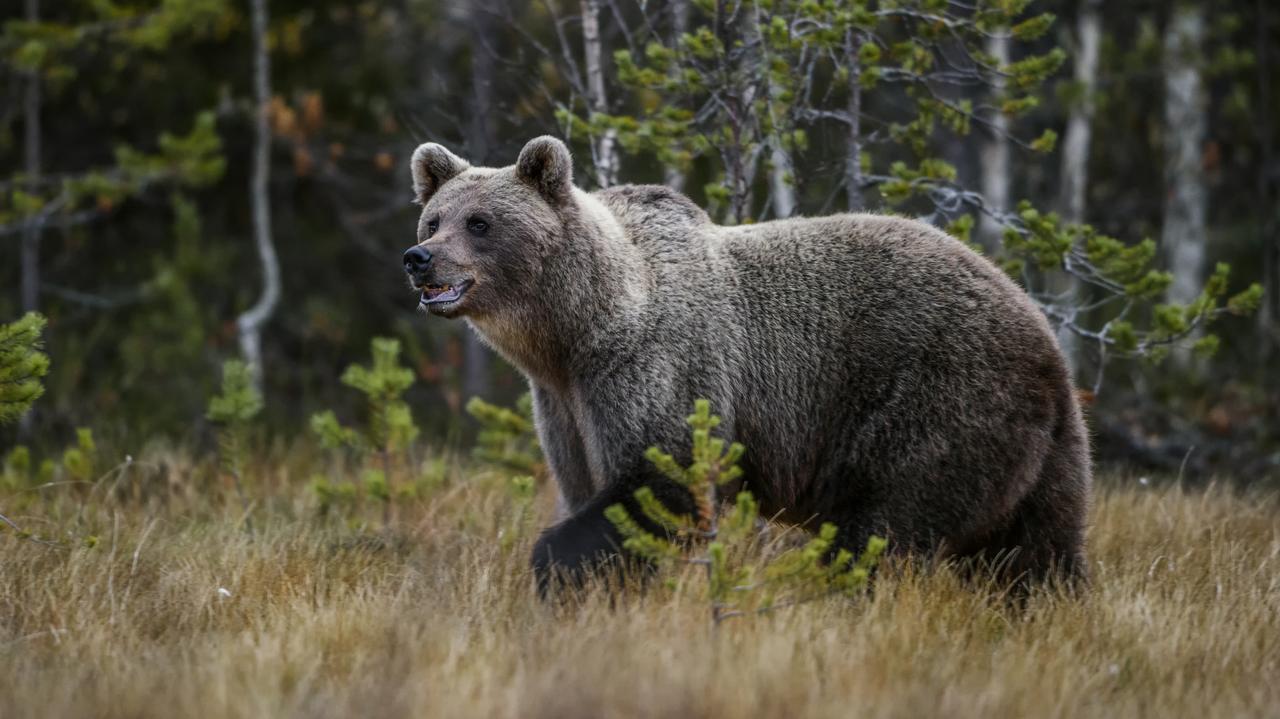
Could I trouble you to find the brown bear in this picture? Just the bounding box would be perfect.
[403,136,1092,593]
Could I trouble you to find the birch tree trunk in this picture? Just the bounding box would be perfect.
[20,0,41,315]
[581,0,619,188]
[713,0,752,224]
[463,2,494,401]
[663,0,689,191]
[978,33,1010,251]
[1161,3,1208,309]
[761,6,794,219]
[769,143,796,218]
[237,0,281,390]
[1058,0,1101,225]
[1052,0,1102,371]
[844,30,863,212]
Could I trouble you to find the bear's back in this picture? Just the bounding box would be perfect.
[594,185,712,255]
[694,212,1078,527]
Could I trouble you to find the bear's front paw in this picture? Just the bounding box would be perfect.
[529,513,631,599]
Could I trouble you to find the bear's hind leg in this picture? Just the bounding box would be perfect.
[966,439,1090,590]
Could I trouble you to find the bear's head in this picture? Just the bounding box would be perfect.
[402,136,576,321]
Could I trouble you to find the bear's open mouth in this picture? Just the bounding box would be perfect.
[420,279,472,306]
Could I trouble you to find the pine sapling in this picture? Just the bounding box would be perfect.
[466,392,543,476]
[207,359,264,525]
[606,399,886,629]
[0,313,55,547]
[500,474,537,550]
[0,313,50,426]
[309,337,419,526]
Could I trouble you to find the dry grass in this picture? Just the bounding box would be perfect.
[1,455,1278,719]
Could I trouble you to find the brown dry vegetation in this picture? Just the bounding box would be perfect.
[1,453,1278,719]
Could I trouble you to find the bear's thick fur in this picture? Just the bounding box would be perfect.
[404,136,1091,591]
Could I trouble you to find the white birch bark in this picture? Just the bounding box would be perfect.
[845,30,864,212]
[237,0,281,390]
[979,33,1010,249]
[1053,1,1103,370]
[762,6,794,219]
[1058,0,1101,225]
[581,0,619,188]
[663,0,689,191]
[1161,3,1209,308]
[769,142,796,219]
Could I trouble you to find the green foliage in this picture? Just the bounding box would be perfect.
[59,428,98,484]
[1,428,99,503]
[307,338,421,523]
[464,394,543,546]
[331,338,419,453]
[575,0,1262,381]
[999,203,1264,360]
[309,474,359,518]
[466,393,543,476]
[3,0,230,73]
[310,410,359,450]
[607,400,885,626]
[0,0,1272,455]
[0,313,50,426]
[593,0,1068,223]
[206,360,263,481]
[0,112,224,231]
[1,445,33,493]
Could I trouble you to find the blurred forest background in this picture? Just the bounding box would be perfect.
[1,0,1277,482]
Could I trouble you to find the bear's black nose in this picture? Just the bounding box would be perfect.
[403,245,432,275]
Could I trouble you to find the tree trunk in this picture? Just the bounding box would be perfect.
[713,0,751,224]
[463,1,494,401]
[663,0,689,192]
[18,0,41,437]
[843,31,864,212]
[237,0,281,390]
[1052,0,1103,372]
[1161,3,1208,309]
[1058,0,1101,225]
[20,0,41,315]
[762,6,794,219]
[769,142,796,219]
[1257,0,1279,362]
[581,0,619,188]
[978,33,1010,250]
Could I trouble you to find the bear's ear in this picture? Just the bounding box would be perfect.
[516,136,573,205]
[410,143,469,204]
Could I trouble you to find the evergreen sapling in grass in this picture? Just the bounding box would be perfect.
[466,393,543,547]
[309,337,420,526]
[466,392,543,477]
[0,313,49,426]
[606,400,886,628]
[207,359,263,525]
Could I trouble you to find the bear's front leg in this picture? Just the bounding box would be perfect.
[531,477,694,598]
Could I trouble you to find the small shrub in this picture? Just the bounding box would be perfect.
[466,393,543,477]
[309,337,420,525]
[607,400,886,627]
[207,359,263,519]
[0,312,50,426]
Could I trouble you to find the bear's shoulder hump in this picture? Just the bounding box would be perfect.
[595,184,712,234]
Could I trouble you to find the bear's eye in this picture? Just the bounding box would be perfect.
[467,217,490,236]
[426,217,440,238]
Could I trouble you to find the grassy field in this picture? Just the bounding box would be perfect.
[1,450,1277,719]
